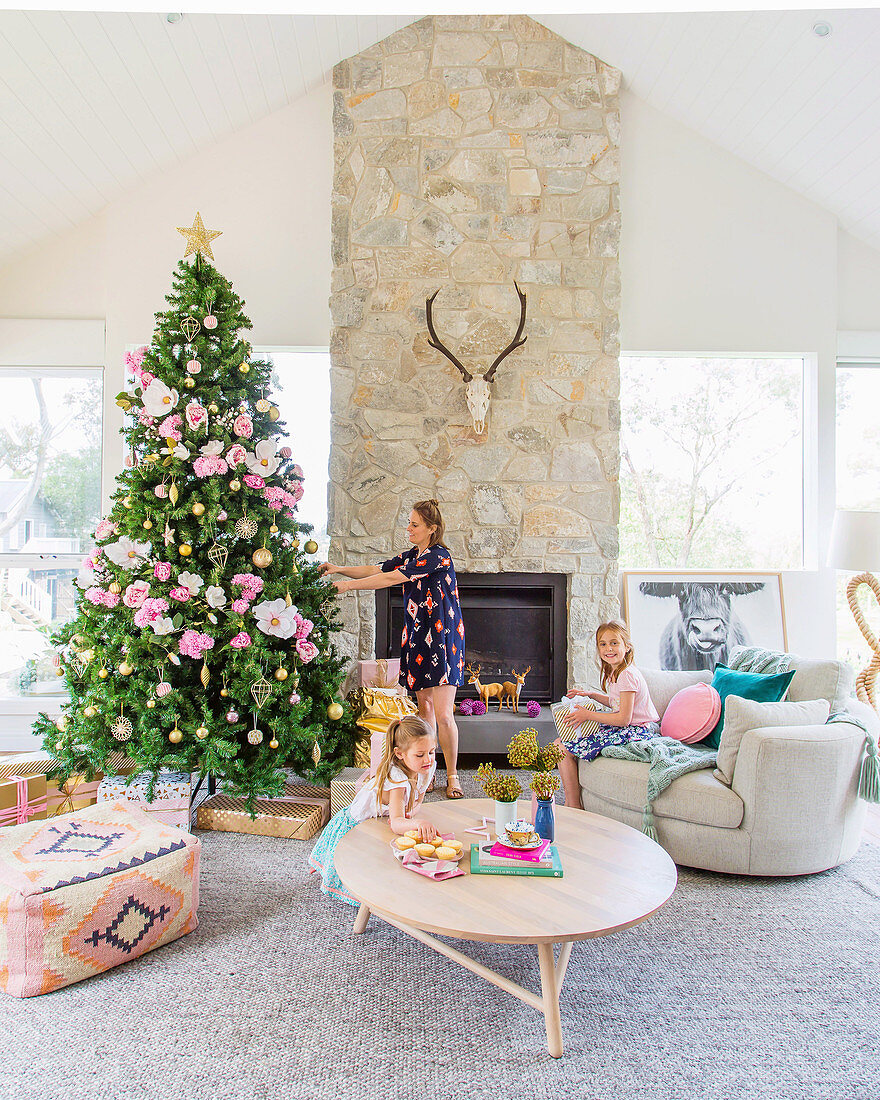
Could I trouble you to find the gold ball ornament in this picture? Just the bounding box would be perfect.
[238,363,250,374]
[229,479,241,491]
[195,725,209,740]
[270,524,278,534]
[169,725,183,744]
[327,702,344,721]
[55,740,64,752]
[220,687,229,698]
[192,502,205,517]
[179,544,193,557]
[269,738,279,749]
[252,546,273,569]
[118,661,134,676]
[268,406,280,422]
[56,716,67,731]
[84,706,98,718]
[304,540,319,555]
[98,668,109,679]
[109,582,121,594]
[122,495,132,509]
[143,519,153,530]
[146,699,156,709]
[55,666,65,677]
[274,667,288,682]
[208,403,219,414]
[183,377,195,389]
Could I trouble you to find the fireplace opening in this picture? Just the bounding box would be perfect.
[375,572,568,704]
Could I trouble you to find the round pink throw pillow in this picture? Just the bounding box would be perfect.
[660,682,722,744]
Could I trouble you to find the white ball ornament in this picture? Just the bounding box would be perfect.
[203,315,218,330]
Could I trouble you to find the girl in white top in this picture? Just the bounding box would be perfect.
[556,620,660,809]
[309,716,438,905]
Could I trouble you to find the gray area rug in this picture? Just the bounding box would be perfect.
[2,770,879,1100]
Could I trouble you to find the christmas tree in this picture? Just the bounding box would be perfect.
[35,214,355,801]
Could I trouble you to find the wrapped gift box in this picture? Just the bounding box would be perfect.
[98,771,191,831]
[46,775,101,818]
[0,752,57,781]
[0,774,48,828]
[331,767,367,816]
[196,784,329,840]
[357,658,403,690]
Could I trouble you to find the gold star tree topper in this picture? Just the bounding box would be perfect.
[176,212,222,261]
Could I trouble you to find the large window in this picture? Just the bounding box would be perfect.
[258,348,331,559]
[835,360,880,665]
[619,355,806,571]
[0,367,103,703]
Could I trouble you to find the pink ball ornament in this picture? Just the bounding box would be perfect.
[155,681,172,698]
[218,511,227,521]
[186,359,202,374]
[203,315,218,330]
[280,447,292,460]
[225,710,239,723]
[154,484,168,499]
[526,700,541,718]
[288,692,301,705]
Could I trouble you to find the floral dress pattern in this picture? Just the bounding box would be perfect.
[381,544,465,691]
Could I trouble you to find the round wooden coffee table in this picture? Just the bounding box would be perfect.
[334,798,677,1057]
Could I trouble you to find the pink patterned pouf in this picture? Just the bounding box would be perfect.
[0,800,200,997]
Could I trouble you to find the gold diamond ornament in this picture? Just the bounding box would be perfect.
[250,675,272,710]
[208,542,229,571]
[180,317,200,342]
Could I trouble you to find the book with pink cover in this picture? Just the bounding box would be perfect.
[488,838,551,863]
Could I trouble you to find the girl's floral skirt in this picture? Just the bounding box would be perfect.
[561,721,660,762]
[308,807,360,906]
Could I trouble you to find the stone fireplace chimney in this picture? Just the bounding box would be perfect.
[329,15,621,687]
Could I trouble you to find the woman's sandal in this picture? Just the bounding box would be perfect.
[445,773,463,799]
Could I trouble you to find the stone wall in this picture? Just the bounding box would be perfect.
[329,15,621,685]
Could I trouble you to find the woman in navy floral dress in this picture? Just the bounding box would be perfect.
[321,500,465,798]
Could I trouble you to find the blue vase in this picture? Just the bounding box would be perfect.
[534,797,555,843]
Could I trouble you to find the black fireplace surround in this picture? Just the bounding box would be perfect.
[375,572,568,704]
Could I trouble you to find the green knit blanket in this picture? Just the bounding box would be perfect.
[600,737,718,841]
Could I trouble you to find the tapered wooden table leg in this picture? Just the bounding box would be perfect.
[353,903,371,934]
[537,942,564,1058]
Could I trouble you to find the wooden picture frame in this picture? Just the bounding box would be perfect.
[620,571,787,673]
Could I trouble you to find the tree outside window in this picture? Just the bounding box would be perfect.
[619,356,804,571]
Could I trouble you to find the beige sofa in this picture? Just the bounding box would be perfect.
[577,655,877,876]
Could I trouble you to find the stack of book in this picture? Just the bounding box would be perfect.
[469,837,563,878]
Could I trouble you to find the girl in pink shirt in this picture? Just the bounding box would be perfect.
[556,621,660,809]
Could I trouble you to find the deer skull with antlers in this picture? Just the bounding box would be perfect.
[425,283,527,435]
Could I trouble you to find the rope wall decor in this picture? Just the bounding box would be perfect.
[846,572,880,710]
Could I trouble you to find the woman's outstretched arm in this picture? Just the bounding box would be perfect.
[319,563,382,579]
[333,570,407,593]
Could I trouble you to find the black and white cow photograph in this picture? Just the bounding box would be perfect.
[621,573,787,672]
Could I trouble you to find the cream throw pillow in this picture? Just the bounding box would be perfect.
[715,695,831,786]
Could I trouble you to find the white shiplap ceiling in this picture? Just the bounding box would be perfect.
[1,10,880,268]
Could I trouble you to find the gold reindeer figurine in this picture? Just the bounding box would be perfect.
[501,666,531,712]
[466,663,505,711]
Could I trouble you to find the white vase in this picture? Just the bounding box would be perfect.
[494,799,519,838]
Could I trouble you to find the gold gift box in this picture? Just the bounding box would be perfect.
[196,783,329,840]
[330,767,367,816]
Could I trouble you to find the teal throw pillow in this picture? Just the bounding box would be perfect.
[705,664,796,750]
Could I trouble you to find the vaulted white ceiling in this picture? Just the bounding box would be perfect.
[1,10,879,269]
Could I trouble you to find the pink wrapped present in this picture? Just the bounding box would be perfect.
[357,658,403,691]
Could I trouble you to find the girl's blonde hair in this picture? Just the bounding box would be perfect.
[412,499,444,547]
[596,621,635,690]
[373,715,436,813]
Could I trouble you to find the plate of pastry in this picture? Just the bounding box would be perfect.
[392,831,466,862]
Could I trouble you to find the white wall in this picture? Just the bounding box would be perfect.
[3,81,879,659]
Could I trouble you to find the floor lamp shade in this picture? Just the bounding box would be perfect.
[827,510,880,572]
